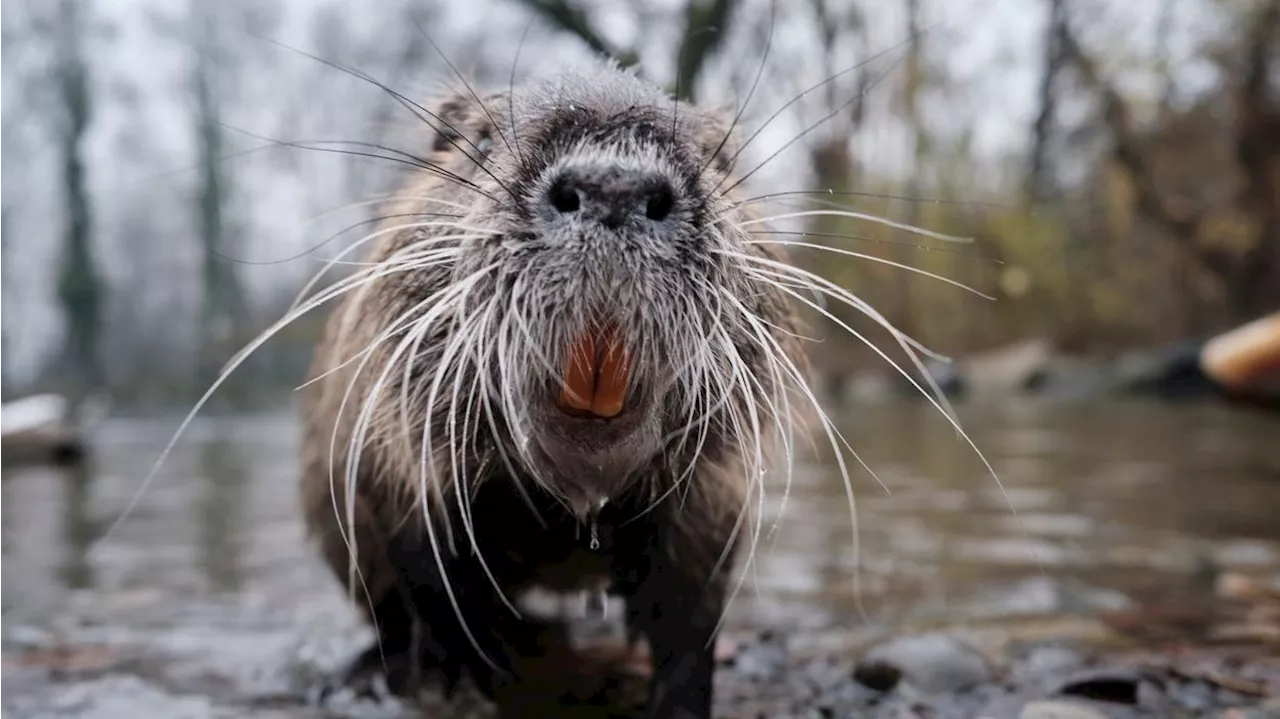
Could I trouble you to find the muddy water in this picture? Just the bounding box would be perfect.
[3,399,1279,717]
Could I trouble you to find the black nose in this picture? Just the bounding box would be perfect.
[545,164,676,227]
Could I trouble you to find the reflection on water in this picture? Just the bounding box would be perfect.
[2,400,1278,633]
[58,462,98,591]
[197,440,248,592]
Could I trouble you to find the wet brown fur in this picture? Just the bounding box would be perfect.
[298,69,808,717]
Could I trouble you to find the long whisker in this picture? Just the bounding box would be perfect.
[713,321,790,614]
[215,192,470,265]
[299,251,467,391]
[508,21,534,168]
[714,32,925,189]
[738,240,995,298]
[415,23,520,164]
[757,276,1018,536]
[744,228,995,261]
[96,235,459,546]
[717,285,877,624]
[723,250,952,365]
[249,34,517,198]
[719,19,947,198]
[220,213,466,267]
[213,225,483,380]
[220,121,493,200]
[423,296,521,617]
[734,210,973,245]
[729,189,1012,211]
[287,220,497,314]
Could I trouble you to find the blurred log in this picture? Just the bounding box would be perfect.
[1200,312,1280,406]
[1,394,90,467]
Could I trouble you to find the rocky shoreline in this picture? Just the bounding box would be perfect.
[5,580,1278,719]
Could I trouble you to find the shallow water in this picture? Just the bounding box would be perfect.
[3,398,1279,716]
[5,399,1280,628]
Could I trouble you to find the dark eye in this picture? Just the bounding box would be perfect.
[645,183,674,221]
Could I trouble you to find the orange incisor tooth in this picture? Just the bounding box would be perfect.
[555,325,630,418]
[593,330,629,418]
[558,331,597,414]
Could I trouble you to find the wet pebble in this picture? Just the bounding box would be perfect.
[1219,698,1280,719]
[1056,670,1143,704]
[1013,645,1087,683]
[1018,699,1111,719]
[1165,678,1217,713]
[730,632,789,681]
[855,633,990,694]
[10,675,216,719]
[852,659,902,692]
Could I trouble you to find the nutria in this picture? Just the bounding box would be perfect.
[298,62,808,719]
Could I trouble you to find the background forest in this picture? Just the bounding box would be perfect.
[3,0,1277,408]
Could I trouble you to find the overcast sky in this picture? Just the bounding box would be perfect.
[0,0,1232,384]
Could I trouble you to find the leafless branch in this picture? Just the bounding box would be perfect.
[512,0,633,65]
[673,0,738,101]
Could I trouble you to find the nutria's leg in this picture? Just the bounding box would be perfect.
[386,524,536,699]
[642,613,717,719]
[322,590,422,699]
[621,493,737,719]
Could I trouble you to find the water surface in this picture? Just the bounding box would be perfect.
[5,396,1274,637]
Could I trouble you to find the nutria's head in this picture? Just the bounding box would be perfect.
[366,63,799,520]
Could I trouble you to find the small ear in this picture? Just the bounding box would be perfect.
[429,94,474,153]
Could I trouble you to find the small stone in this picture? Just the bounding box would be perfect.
[1056,670,1142,704]
[1219,698,1280,719]
[852,659,902,692]
[1020,699,1111,719]
[1014,645,1086,682]
[857,633,990,694]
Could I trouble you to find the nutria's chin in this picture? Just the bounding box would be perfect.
[299,60,805,719]
[530,392,663,519]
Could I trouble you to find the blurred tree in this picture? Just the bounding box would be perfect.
[2,207,12,396]
[1060,0,1280,323]
[1028,0,1066,202]
[53,0,104,401]
[512,0,739,101]
[190,1,248,386]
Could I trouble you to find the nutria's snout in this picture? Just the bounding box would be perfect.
[543,163,678,228]
[517,158,691,513]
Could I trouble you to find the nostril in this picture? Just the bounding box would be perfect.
[644,183,675,222]
[549,177,581,214]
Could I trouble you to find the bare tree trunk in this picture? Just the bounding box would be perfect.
[54,0,104,401]
[1027,0,1065,202]
[191,3,245,386]
[2,207,13,397]
[1231,0,1280,320]
[673,0,738,101]
[895,0,925,340]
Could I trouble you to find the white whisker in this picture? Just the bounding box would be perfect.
[741,239,994,300]
[735,210,974,244]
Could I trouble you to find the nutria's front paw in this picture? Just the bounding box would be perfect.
[316,641,428,703]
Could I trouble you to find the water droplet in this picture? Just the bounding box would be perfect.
[584,587,607,620]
